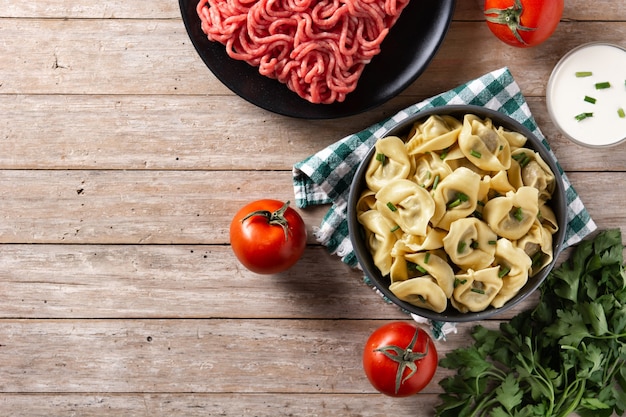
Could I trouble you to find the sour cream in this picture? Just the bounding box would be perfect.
[547,42,626,147]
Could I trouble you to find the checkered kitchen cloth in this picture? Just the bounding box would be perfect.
[292,67,597,336]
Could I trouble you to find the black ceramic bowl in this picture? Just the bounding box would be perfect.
[347,105,567,322]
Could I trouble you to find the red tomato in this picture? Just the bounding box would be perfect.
[484,0,563,47]
[363,321,438,397]
[229,200,307,274]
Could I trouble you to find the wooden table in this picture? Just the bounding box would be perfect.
[1,1,624,415]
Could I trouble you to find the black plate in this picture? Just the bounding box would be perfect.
[179,0,456,119]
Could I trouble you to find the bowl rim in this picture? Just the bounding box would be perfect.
[347,104,567,322]
[546,42,626,148]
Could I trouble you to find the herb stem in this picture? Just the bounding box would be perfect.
[555,379,586,417]
[469,394,498,417]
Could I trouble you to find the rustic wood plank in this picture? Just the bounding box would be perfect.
[1,0,624,21]
[411,20,626,99]
[1,18,624,98]
[1,94,623,172]
[0,94,393,171]
[0,243,542,320]
[0,318,483,394]
[0,393,445,417]
[0,393,449,417]
[0,170,622,244]
[0,1,623,415]
[0,245,400,320]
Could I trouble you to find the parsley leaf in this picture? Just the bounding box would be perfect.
[435,229,626,417]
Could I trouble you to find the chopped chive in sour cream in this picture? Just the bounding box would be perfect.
[575,71,593,77]
[575,112,593,121]
[595,81,611,89]
[619,108,625,118]
[584,95,597,104]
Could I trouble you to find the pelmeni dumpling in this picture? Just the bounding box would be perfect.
[444,156,489,178]
[389,277,448,313]
[413,151,453,189]
[451,267,503,313]
[365,136,413,192]
[516,219,554,277]
[497,126,528,150]
[393,226,446,253]
[487,170,516,197]
[389,250,454,297]
[538,201,559,234]
[405,115,462,154]
[375,179,435,237]
[356,189,377,215]
[443,218,497,270]
[509,148,556,201]
[491,238,532,308]
[357,210,398,276]
[458,114,511,171]
[431,167,481,230]
[482,186,539,240]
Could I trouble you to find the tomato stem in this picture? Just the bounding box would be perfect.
[484,0,536,45]
[374,326,429,394]
[241,201,291,241]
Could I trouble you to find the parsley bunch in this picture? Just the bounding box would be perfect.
[436,229,626,417]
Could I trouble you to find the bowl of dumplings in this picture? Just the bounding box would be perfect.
[347,105,567,322]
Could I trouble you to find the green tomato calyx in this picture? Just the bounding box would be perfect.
[241,200,291,241]
[374,327,429,394]
[485,0,536,45]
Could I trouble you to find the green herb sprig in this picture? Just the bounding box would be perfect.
[436,229,626,417]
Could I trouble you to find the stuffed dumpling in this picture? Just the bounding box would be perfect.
[365,136,413,192]
[375,179,435,237]
[405,115,462,154]
[483,186,539,240]
[516,219,553,276]
[393,226,446,253]
[358,210,399,276]
[538,201,559,234]
[431,167,481,230]
[491,238,532,308]
[458,114,511,171]
[412,151,453,189]
[497,126,528,150]
[451,267,503,313]
[390,277,448,313]
[355,189,377,215]
[509,148,556,202]
[443,218,497,270]
[389,250,454,297]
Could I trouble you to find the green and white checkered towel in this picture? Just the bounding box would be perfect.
[292,67,597,336]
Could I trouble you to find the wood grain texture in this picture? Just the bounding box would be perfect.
[0,0,624,415]
[0,170,623,244]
